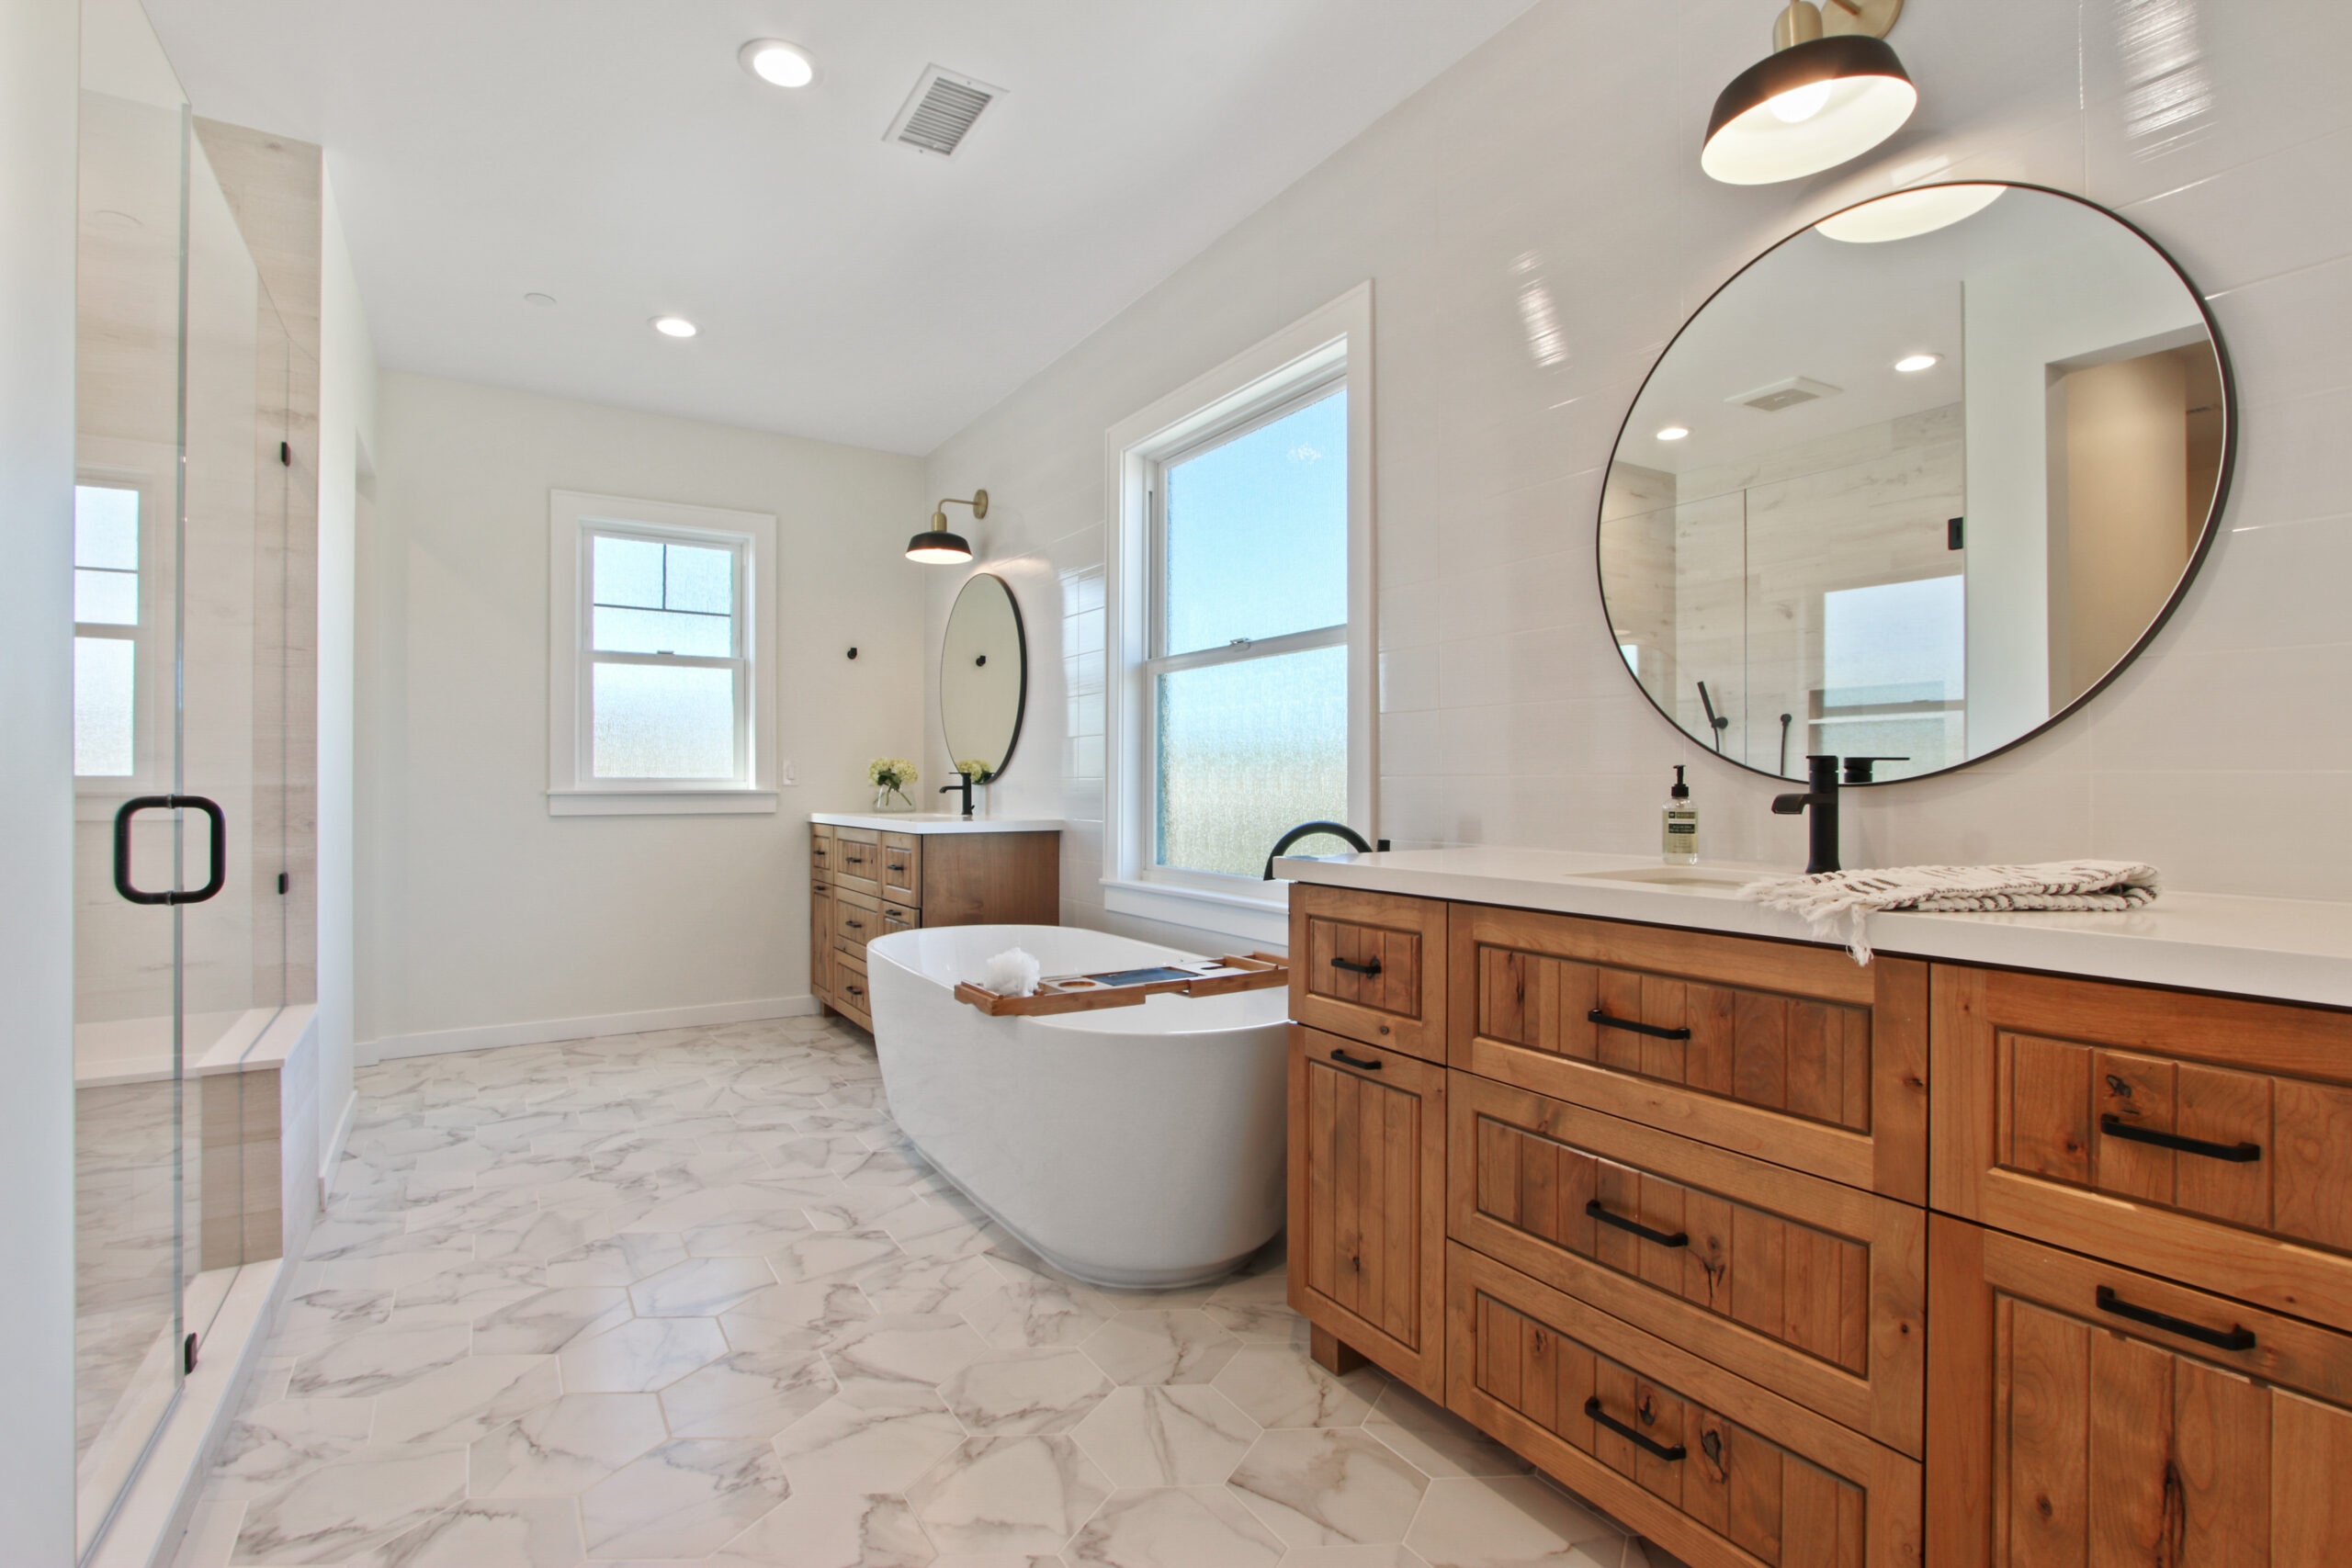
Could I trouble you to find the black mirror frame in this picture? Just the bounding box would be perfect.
[939,570,1029,782]
[1596,181,2238,786]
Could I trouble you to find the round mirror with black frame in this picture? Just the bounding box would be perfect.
[1598,182,2234,785]
[939,572,1028,785]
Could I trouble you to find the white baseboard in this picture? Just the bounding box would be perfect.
[356,994,820,1066]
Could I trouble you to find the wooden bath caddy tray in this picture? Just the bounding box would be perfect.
[955,953,1289,1017]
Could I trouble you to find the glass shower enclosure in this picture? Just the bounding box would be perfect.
[73,0,299,1554]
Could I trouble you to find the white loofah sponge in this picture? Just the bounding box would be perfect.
[982,946,1042,998]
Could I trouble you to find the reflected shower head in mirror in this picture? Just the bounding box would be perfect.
[1597,184,2233,786]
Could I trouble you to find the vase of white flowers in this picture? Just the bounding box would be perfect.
[867,758,917,812]
[954,759,997,817]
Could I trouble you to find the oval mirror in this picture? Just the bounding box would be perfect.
[939,572,1027,782]
[1600,183,2232,784]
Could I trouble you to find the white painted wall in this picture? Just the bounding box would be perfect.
[927,0,2352,931]
[316,174,374,1169]
[357,373,925,1054]
[0,0,84,1553]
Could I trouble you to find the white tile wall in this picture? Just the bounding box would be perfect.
[926,0,2352,945]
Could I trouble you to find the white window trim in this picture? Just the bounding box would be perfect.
[1101,282,1376,944]
[548,490,779,816]
[73,472,172,818]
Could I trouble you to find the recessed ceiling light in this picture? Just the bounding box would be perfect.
[524,291,557,307]
[740,39,816,88]
[1657,425,1690,442]
[1894,353,1940,373]
[651,316,697,339]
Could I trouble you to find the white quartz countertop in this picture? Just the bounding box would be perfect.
[1273,846,2352,1010]
[812,811,1064,835]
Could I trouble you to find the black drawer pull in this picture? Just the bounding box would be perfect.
[1329,956,1383,976]
[1586,1200,1689,1248]
[2098,1115,2260,1163]
[1588,1009,1690,1042]
[844,985,865,998]
[888,862,906,871]
[1329,1049,1384,1071]
[2096,1285,2255,1351]
[1584,1397,1685,1461]
[845,919,865,930]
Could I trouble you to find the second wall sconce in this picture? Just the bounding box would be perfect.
[907,491,987,564]
[1702,1,1916,186]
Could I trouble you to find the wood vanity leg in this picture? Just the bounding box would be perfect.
[1311,1325,1369,1375]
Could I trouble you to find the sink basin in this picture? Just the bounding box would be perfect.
[1565,864,1762,890]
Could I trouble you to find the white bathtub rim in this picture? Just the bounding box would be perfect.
[865,927,1288,1036]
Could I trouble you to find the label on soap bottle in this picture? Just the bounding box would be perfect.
[1663,808,1698,858]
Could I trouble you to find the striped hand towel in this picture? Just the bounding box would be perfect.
[1740,860,2162,964]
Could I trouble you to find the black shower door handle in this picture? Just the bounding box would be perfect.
[113,795,227,906]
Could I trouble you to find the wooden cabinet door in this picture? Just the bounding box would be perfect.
[834,828,881,896]
[1289,1025,1446,1397]
[1927,1215,2352,1566]
[810,878,834,1005]
[1451,1073,1927,1456]
[1290,886,1448,1061]
[1931,964,2352,1330]
[1451,905,1928,1202]
[1451,1242,1921,1568]
[880,833,922,904]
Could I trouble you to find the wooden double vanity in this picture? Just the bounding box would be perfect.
[1281,859,2352,1567]
[808,813,1060,1030]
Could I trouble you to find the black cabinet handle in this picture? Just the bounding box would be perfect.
[113,795,227,906]
[1584,1397,1686,1461]
[1329,1049,1384,1072]
[1586,1199,1689,1248]
[844,985,865,998]
[845,919,865,930]
[1588,1009,1690,1042]
[1330,956,1383,976]
[2098,1115,2260,1163]
[2096,1285,2255,1351]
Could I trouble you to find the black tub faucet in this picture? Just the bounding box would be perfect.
[940,771,975,818]
[1771,754,1842,875]
[1262,821,1389,880]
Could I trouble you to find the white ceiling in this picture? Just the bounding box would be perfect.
[140,0,1540,456]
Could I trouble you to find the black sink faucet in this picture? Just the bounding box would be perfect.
[940,771,975,818]
[1262,820,1389,880]
[1772,754,1843,875]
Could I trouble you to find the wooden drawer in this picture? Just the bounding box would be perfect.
[1931,964,2352,1329]
[834,828,881,897]
[1927,1216,2352,1565]
[1449,905,1928,1203]
[1290,886,1448,1061]
[1450,1242,1921,1568]
[833,950,872,1030]
[1289,1026,1446,1398]
[1450,1073,1925,1456]
[877,899,919,942]
[880,833,922,904]
[835,886,882,951]
[810,822,836,881]
[811,879,834,1003]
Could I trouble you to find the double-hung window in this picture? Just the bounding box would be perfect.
[548,491,777,815]
[1105,285,1374,941]
[73,483,147,784]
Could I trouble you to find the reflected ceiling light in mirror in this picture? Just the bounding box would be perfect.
[740,39,817,88]
[1702,2,1916,186]
[1894,353,1940,372]
[651,315,697,338]
[1657,425,1691,441]
[908,491,987,564]
[1815,182,2005,243]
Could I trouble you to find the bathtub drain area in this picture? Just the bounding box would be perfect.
[169,1016,1661,1568]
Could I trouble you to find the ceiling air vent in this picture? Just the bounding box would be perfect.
[887,65,1005,158]
[1727,375,1843,412]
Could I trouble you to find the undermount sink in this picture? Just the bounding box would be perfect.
[1565,864,1762,890]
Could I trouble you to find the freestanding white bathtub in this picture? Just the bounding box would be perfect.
[865,924,1289,1289]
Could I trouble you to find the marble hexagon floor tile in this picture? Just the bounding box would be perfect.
[168,1017,1652,1568]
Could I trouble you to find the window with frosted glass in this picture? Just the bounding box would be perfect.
[74,484,139,777]
[586,530,745,781]
[1149,385,1348,876]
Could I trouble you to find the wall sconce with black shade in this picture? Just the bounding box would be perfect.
[1702,1,1916,186]
[907,491,987,564]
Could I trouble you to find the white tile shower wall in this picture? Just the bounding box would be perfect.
[925,0,2352,942]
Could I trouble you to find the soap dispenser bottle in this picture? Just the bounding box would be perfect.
[1663,765,1699,864]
